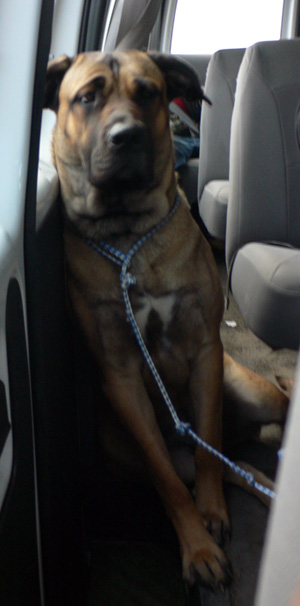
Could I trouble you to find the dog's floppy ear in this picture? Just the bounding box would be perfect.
[148,52,210,103]
[44,55,73,112]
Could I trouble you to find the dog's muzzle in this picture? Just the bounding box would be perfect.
[107,119,146,149]
[89,116,153,190]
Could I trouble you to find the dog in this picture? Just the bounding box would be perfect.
[44,50,289,589]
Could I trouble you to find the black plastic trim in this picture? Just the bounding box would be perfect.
[0,279,40,605]
[78,0,109,52]
[24,0,86,603]
[0,382,10,457]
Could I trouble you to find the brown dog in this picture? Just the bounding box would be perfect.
[44,50,288,588]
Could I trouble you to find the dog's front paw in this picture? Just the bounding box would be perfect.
[180,516,232,590]
[182,539,232,590]
[196,489,231,546]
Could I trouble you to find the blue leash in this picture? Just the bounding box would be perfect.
[84,195,276,501]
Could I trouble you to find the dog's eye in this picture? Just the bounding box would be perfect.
[138,86,153,100]
[76,77,106,107]
[135,79,161,105]
[79,91,96,105]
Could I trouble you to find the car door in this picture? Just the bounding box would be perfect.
[0,0,90,603]
[0,0,53,603]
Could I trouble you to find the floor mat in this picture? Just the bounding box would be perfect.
[86,445,276,606]
[88,540,187,606]
[191,445,276,606]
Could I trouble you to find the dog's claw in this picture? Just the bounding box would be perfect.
[188,563,197,586]
[204,562,219,591]
[204,516,231,547]
[216,556,234,583]
[187,562,232,591]
[184,545,232,591]
[219,581,230,595]
[221,521,231,545]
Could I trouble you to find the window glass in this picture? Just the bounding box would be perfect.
[171,0,284,54]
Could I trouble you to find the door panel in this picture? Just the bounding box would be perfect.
[24,0,87,602]
[0,0,50,602]
[0,280,41,605]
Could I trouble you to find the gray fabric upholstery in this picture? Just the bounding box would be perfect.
[198,48,244,240]
[231,243,300,350]
[226,40,300,265]
[199,180,229,239]
[226,40,300,350]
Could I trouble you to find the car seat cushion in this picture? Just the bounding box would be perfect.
[199,180,229,240]
[231,242,300,349]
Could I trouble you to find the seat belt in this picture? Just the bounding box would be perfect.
[169,101,200,135]
[103,0,126,52]
[104,0,162,52]
[116,0,162,51]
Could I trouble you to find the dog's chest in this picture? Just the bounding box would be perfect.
[133,290,191,411]
[134,292,175,339]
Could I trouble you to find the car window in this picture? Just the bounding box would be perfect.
[38,0,86,228]
[171,0,284,54]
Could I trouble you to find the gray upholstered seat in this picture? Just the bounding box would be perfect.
[226,40,300,350]
[230,243,300,350]
[198,48,245,240]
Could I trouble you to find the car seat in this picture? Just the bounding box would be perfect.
[226,39,300,350]
[198,48,245,240]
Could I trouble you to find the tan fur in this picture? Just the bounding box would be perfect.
[44,50,289,589]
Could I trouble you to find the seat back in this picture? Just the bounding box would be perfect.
[198,48,245,200]
[226,39,300,267]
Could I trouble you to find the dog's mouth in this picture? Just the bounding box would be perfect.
[89,119,154,191]
[90,148,153,191]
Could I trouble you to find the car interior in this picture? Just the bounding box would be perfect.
[198,47,245,242]
[1,1,300,605]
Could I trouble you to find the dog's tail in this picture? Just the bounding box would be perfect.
[224,461,274,507]
[223,352,290,427]
[222,353,294,507]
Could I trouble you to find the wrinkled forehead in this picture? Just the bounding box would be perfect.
[60,50,165,99]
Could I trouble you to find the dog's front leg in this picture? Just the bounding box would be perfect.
[189,339,230,546]
[103,363,229,588]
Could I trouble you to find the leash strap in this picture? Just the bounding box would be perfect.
[84,196,276,501]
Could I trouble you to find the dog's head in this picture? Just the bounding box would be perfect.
[44,50,204,235]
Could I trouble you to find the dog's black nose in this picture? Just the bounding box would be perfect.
[107,121,146,148]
